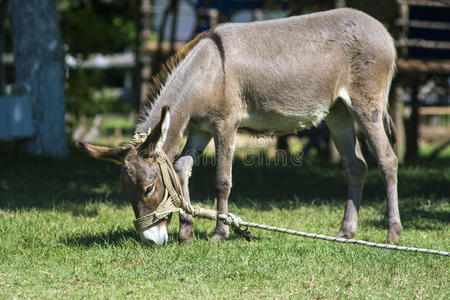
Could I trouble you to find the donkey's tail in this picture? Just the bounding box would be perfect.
[383,111,397,146]
[382,59,397,147]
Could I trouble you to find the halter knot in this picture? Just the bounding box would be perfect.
[133,150,184,231]
[130,128,151,146]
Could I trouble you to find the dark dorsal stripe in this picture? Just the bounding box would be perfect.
[139,29,225,126]
[206,30,225,72]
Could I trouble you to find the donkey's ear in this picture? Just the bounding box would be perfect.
[76,142,127,164]
[139,106,170,156]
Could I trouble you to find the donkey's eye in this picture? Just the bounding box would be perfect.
[145,184,155,196]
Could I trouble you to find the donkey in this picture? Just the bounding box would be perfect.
[78,8,401,245]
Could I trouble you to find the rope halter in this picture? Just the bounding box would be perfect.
[128,129,181,232]
[133,150,184,232]
[129,130,252,240]
[130,128,152,147]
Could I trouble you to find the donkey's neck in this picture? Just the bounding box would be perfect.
[136,47,213,160]
[136,38,223,160]
[136,91,192,160]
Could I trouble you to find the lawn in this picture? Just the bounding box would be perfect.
[0,139,449,299]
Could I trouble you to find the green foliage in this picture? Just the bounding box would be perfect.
[57,0,135,57]
[56,0,136,118]
[65,69,93,118]
[65,69,132,119]
[0,145,449,298]
[98,115,134,132]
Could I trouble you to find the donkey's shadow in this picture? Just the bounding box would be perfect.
[62,226,257,248]
[62,228,139,247]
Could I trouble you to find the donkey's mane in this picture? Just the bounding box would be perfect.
[139,31,208,118]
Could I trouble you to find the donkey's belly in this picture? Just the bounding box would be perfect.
[239,107,329,135]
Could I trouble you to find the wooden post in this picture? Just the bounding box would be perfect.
[134,0,152,113]
[398,1,409,58]
[132,0,141,112]
[169,0,179,55]
[335,0,346,8]
[407,78,419,158]
[151,0,171,77]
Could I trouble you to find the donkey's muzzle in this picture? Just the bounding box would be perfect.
[140,223,168,246]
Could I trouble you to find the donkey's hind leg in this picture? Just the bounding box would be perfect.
[174,128,212,243]
[350,98,401,244]
[326,100,367,239]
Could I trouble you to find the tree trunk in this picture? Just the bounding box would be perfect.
[133,0,153,112]
[10,0,67,158]
[0,0,9,96]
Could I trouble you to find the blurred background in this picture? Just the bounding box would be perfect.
[0,0,449,163]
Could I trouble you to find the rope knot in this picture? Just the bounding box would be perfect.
[219,213,254,242]
[130,128,151,146]
[222,213,242,229]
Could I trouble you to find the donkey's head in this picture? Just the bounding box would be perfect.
[77,106,172,245]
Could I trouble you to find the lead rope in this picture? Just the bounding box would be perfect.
[160,151,449,257]
[130,130,449,257]
[217,213,450,257]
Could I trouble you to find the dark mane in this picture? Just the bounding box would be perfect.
[140,31,208,114]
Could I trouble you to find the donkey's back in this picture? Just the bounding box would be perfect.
[209,8,395,134]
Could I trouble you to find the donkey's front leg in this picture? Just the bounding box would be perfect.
[211,122,238,242]
[175,129,212,243]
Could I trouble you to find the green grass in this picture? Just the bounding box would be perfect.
[0,144,449,299]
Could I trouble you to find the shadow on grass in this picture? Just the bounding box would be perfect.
[190,228,259,242]
[191,228,209,241]
[1,145,449,216]
[2,144,447,247]
[366,207,450,231]
[61,227,253,248]
[0,146,128,214]
[63,228,140,247]
[189,154,450,211]
[401,209,450,228]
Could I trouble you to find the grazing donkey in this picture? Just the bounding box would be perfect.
[78,8,401,245]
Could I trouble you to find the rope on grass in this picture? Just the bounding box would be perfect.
[125,139,449,257]
[217,213,450,257]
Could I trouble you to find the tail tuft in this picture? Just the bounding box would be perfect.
[383,112,397,146]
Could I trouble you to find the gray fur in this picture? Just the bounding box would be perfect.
[91,8,401,244]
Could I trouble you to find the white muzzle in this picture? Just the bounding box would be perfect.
[140,224,168,246]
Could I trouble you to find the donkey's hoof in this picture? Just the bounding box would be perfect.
[211,234,227,243]
[211,228,229,243]
[386,233,399,244]
[178,233,195,244]
[387,223,402,244]
[337,228,356,239]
